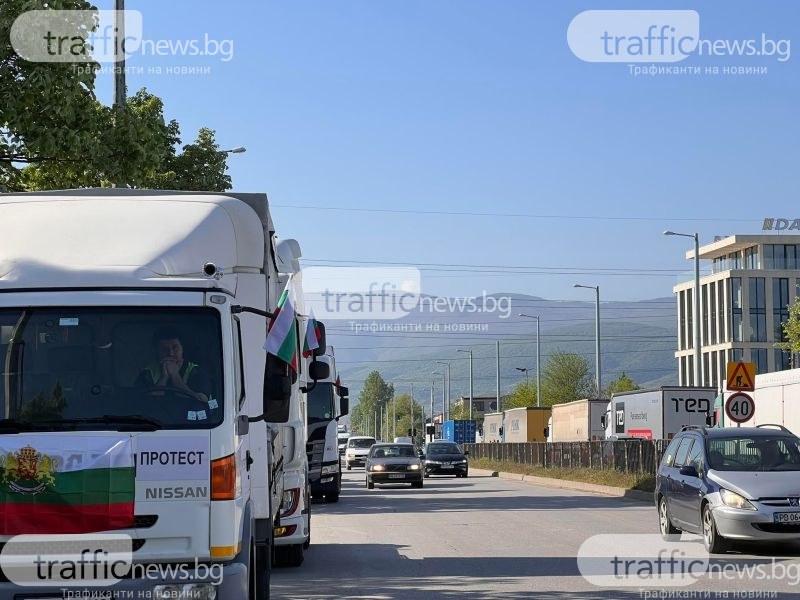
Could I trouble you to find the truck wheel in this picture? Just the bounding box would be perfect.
[251,539,269,600]
[303,486,311,549]
[274,544,305,567]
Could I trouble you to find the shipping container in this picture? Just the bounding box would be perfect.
[550,399,609,442]
[442,420,477,444]
[503,407,552,443]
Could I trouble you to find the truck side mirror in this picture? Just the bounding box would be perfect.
[600,415,607,428]
[309,360,330,381]
[263,354,292,422]
[543,427,549,438]
[312,321,327,356]
[340,395,349,417]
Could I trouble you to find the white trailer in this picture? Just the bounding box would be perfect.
[0,189,328,597]
[603,387,716,440]
[722,368,800,433]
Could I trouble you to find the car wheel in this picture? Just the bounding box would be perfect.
[346,464,352,471]
[366,478,374,490]
[703,503,728,554]
[423,472,430,478]
[325,492,339,503]
[658,496,681,540]
[413,480,423,489]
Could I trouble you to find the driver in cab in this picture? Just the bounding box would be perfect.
[135,327,211,403]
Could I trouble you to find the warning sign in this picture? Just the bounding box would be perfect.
[726,361,756,392]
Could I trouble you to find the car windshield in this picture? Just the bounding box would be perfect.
[427,443,462,455]
[349,438,375,448]
[707,436,800,471]
[371,445,416,458]
[0,307,223,430]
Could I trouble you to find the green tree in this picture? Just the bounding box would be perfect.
[504,380,538,409]
[384,394,426,447]
[350,371,394,440]
[541,351,593,406]
[604,372,639,397]
[778,299,800,361]
[1,4,231,191]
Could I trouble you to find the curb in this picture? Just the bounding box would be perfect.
[470,468,653,503]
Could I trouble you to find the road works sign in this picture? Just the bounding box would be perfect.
[726,361,756,392]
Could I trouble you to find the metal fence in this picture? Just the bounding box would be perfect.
[464,440,671,475]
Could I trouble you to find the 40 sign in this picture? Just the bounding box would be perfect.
[725,392,755,424]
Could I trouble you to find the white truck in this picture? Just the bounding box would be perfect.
[0,189,328,597]
[549,399,609,442]
[602,387,716,440]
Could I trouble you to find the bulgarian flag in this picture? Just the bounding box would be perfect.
[265,276,299,372]
[302,308,321,358]
[0,435,135,534]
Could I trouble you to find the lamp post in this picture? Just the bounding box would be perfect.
[431,372,440,442]
[221,147,247,155]
[457,349,474,419]
[435,361,451,421]
[573,284,601,397]
[518,313,542,407]
[515,367,530,384]
[664,230,701,387]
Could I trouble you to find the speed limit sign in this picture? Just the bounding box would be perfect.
[725,392,755,424]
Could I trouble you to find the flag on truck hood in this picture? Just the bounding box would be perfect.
[302,307,321,358]
[265,276,298,372]
[0,435,134,534]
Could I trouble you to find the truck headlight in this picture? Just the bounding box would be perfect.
[280,487,300,518]
[154,584,217,600]
[371,464,385,471]
[720,489,756,511]
[321,464,339,475]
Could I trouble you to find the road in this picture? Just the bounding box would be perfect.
[272,470,800,599]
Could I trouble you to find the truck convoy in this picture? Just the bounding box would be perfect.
[305,348,349,503]
[502,407,551,443]
[0,189,329,598]
[602,387,716,440]
[549,399,609,442]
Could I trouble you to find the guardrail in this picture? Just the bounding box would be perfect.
[464,440,671,475]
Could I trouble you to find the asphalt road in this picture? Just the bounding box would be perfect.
[271,470,800,599]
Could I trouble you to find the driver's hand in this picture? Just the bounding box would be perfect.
[162,358,181,381]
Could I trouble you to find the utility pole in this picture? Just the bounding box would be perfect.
[496,340,501,412]
[392,398,396,440]
[458,349,474,420]
[430,377,436,443]
[410,383,415,439]
[113,0,126,111]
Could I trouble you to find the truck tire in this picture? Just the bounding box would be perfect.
[251,540,270,600]
[303,486,311,550]
[274,543,305,567]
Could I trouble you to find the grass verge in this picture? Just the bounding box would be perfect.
[471,458,656,493]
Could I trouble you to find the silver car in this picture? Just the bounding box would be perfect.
[656,424,800,553]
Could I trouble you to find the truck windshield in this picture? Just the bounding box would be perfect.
[307,382,334,424]
[0,307,223,431]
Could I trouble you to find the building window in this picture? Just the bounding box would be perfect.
[745,246,759,269]
[687,356,694,386]
[764,244,799,270]
[774,349,792,372]
[702,284,709,346]
[473,401,485,412]
[773,278,789,342]
[730,251,742,270]
[711,351,718,388]
[731,348,744,363]
[687,288,693,349]
[679,290,686,350]
[703,353,710,387]
[749,277,766,342]
[730,278,742,342]
[710,281,717,344]
[679,356,686,385]
[754,348,768,374]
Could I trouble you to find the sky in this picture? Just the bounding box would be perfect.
[93,0,800,302]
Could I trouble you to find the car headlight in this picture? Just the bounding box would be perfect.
[458,459,468,463]
[720,488,756,511]
[408,464,420,471]
[346,450,355,456]
[371,464,385,471]
[154,584,216,600]
[321,464,339,475]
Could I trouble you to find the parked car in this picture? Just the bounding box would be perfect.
[656,424,800,553]
[365,443,423,489]
[422,441,469,478]
[344,436,376,470]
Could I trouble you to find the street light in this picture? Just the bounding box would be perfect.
[573,284,602,397]
[515,367,530,384]
[435,361,451,421]
[457,349,474,419]
[221,146,247,155]
[518,314,542,407]
[431,371,441,442]
[664,230,701,387]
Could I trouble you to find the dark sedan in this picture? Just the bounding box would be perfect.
[423,442,469,478]
[365,444,423,489]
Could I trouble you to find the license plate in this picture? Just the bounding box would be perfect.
[388,474,405,479]
[774,512,800,524]
[441,465,454,469]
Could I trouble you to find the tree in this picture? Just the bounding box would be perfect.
[504,380,538,409]
[1,4,231,191]
[541,351,593,406]
[350,371,394,439]
[383,394,426,447]
[779,299,800,361]
[604,372,639,396]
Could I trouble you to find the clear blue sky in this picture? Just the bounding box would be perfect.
[97,0,800,301]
